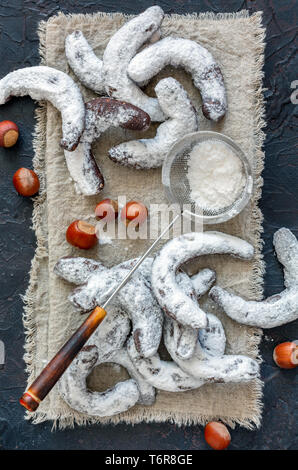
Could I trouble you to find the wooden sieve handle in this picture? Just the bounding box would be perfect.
[19,306,107,412]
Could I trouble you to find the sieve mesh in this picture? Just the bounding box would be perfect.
[162,131,253,224]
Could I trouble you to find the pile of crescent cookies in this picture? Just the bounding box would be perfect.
[1,6,297,421]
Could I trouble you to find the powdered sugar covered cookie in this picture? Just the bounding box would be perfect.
[102,6,165,122]
[173,269,216,360]
[59,344,140,417]
[54,256,105,285]
[0,66,85,151]
[54,257,163,358]
[58,308,155,417]
[151,232,254,329]
[109,78,198,169]
[164,315,259,384]
[127,336,204,392]
[64,97,150,195]
[127,313,258,393]
[210,228,298,328]
[65,30,105,94]
[128,36,227,122]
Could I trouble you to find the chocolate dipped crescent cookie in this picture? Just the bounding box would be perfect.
[210,228,298,328]
[64,97,150,195]
[58,308,155,417]
[108,77,198,169]
[151,232,254,329]
[128,36,227,121]
[102,6,165,122]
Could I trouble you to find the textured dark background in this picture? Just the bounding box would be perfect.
[0,0,297,451]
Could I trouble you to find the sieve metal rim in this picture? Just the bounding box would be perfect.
[162,131,254,225]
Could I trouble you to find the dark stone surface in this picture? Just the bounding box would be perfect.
[0,0,297,451]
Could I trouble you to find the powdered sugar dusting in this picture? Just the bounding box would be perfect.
[102,6,165,122]
[0,66,85,151]
[151,232,254,329]
[172,269,216,359]
[57,309,143,417]
[64,98,150,195]
[127,336,204,392]
[187,140,246,211]
[164,314,259,384]
[128,36,227,121]
[65,30,105,94]
[55,257,163,358]
[109,77,198,169]
[54,257,104,285]
[209,229,298,328]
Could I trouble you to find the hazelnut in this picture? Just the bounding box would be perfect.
[66,220,98,250]
[273,341,298,369]
[95,199,119,222]
[120,201,148,227]
[0,120,19,148]
[13,167,40,196]
[204,422,231,450]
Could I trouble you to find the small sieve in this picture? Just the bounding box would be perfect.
[162,131,253,224]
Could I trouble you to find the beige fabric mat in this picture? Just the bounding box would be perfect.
[24,10,266,429]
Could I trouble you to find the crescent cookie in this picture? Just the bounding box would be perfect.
[65,30,105,94]
[108,78,198,169]
[164,315,259,384]
[102,6,166,122]
[58,308,155,417]
[173,269,216,360]
[0,66,85,151]
[127,336,204,392]
[151,231,254,330]
[58,345,140,417]
[127,314,259,393]
[128,36,227,122]
[210,228,298,328]
[54,257,163,359]
[64,97,150,195]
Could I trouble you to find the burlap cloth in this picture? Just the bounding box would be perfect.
[23,10,266,429]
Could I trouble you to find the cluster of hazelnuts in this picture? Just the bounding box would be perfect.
[66,199,148,250]
[2,118,297,451]
[0,120,40,197]
[1,119,148,252]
